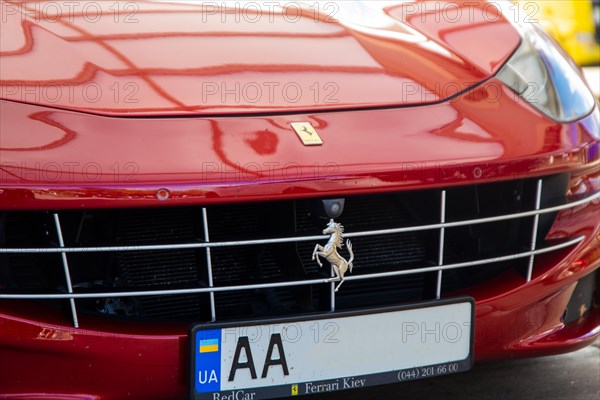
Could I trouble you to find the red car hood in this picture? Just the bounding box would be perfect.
[0,1,521,116]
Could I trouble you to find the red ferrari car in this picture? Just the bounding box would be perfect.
[0,1,598,399]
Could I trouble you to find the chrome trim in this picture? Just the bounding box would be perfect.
[0,236,584,300]
[330,265,335,312]
[435,190,446,300]
[1,191,597,255]
[202,207,217,322]
[52,213,79,328]
[202,208,216,322]
[526,180,543,282]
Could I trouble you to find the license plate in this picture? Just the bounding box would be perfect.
[190,298,474,400]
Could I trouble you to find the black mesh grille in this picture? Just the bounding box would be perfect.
[112,208,206,319]
[0,174,569,323]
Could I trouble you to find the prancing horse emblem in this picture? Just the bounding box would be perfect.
[290,122,323,146]
[312,219,354,292]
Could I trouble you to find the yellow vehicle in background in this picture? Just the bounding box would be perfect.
[514,0,600,66]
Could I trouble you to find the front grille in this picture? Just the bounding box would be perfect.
[1,173,596,327]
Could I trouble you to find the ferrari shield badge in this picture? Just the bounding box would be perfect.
[291,122,323,146]
[312,219,354,291]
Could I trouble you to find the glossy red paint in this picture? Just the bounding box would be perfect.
[0,1,599,399]
[1,80,599,209]
[1,0,520,115]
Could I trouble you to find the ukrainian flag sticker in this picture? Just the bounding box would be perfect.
[199,338,219,353]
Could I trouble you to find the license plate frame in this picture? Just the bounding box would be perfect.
[189,297,474,400]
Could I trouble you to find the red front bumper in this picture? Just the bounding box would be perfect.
[0,247,598,400]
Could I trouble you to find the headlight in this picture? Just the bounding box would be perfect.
[496,23,596,123]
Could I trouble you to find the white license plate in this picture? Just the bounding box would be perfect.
[190,298,473,400]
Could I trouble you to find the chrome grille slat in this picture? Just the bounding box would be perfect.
[330,261,335,312]
[526,180,543,282]
[435,190,446,300]
[52,213,79,328]
[2,190,597,255]
[0,235,584,300]
[202,207,216,322]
